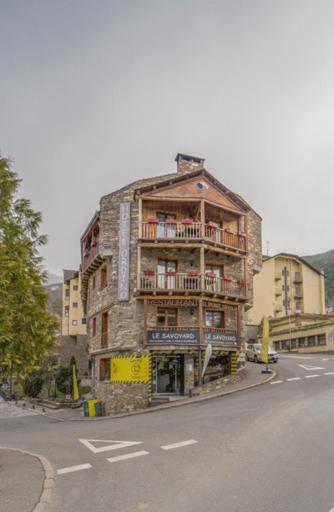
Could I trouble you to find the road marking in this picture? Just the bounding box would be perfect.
[107,450,149,463]
[78,438,142,454]
[322,358,330,361]
[298,364,324,371]
[305,374,319,378]
[57,463,92,475]
[286,377,301,381]
[324,372,334,376]
[161,439,198,450]
[280,355,312,359]
[270,380,283,385]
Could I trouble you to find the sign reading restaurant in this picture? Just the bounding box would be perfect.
[147,329,238,346]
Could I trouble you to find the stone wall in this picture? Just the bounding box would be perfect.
[55,335,90,376]
[246,210,262,310]
[190,367,247,396]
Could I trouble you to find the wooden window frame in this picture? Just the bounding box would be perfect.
[92,275,96,290]
[99,358,110,382]
[204,309,225,328]
[100,266,108,289]
[92,317,97,337]
[156,306,178,327]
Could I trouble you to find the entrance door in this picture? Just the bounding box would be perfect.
[153,356,183,394]
[157,213,176,238]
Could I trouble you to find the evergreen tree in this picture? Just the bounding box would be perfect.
[0,156,58,381]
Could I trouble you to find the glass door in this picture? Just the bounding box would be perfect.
[153,356,182,394]
[157,213,176,238]
[157,260,177,289]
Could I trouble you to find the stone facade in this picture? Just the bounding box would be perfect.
[81,154,262,413]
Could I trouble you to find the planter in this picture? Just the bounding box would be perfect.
[223,276,233,282]
[165,219,177,224]
[166,272,177,276]
[181,219,193,225]
[207,221,218,229]
[143,270,155,276]
[187,271,200,277]
[205,272,216,278]
[147,218,159,224]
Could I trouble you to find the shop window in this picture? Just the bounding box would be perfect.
[274,341,281,351]
[101,266,107,289]
[298,337,305,347]
[157,307,177,327]
[99,359,110,381]
[92,317,97,337]
[307,336,315,347]
[205,310,224,328]
[318,334,326,346]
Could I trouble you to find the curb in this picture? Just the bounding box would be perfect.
[0,446,55,512]
[28,367,277,423]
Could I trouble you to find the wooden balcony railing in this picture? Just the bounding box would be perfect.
[140,273,246,299]
[82,242,100,272]
[141,221,246,252]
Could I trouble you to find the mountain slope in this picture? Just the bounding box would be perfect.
[303,249,334,306]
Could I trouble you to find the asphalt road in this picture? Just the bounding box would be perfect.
[2,353,334,512]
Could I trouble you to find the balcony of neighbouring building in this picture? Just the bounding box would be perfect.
[81,215,103,274]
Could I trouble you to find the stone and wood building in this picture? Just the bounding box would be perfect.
[81,154,262,413]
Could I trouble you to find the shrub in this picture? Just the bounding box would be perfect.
[56,367,71,395]
[23,372,44,398]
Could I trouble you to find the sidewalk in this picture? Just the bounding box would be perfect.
[0,447,53,512]
[29,362,276,422]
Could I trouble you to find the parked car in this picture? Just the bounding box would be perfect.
[246,343,278,363]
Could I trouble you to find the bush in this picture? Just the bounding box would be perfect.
[56,367,71,395]
[79,385,91,395]
[23,372,44,398]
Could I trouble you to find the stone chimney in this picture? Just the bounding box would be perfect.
[175,153,205,175]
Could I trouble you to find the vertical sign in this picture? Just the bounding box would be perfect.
[118,202,131,301]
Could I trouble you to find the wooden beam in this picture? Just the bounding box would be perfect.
[143,298,148,348]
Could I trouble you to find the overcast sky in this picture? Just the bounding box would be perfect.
[1,0,334,274]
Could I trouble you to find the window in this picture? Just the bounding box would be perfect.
[205,265,223,293]
[205,310,224,328]
[73,302,78,308]
[99,359,110,381]
[82,318,87,324]
[307,336,315,347]
[92,317,97,337]
[157,308,177,327]
[157,213,177,238]
[92,275,96,289]
[101,266,107,289]
[157,260,177,289]
[64,305,69,317]
[72,320,78,326]
[73,285,78,291]
[298,337,305,347]
[65,288,70,297]
[101,311,108,348]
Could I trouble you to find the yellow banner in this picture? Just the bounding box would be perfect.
[111,355,151,383]
[260,316,270,364]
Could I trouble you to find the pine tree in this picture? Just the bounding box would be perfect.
[0,156,58,382]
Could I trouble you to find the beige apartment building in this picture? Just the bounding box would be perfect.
[248,253,325,325]
[62,270,87,336]
[270,313,334,353]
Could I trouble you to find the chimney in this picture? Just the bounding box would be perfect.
[175,153,205,175]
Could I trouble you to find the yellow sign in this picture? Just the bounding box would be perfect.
[111,355,151,383]
[260,316,270,364]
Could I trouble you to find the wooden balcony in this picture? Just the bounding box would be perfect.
[139,272,247,300]
[141,221,246,253]
[82,242,101,273]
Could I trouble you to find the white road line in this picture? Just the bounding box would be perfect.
[324,372,334,376]
[107,450,149,463]
[286,377,301,381]
[57,463,92,475]
[322,358,330,361]
[161,440,198,450]
[305,374,319,379]
[270,380,283,385]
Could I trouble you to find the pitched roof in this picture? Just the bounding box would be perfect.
[264,252,324,276]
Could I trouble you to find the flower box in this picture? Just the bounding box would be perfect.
[147,218,159,224]
[143,270,155,276]
[238,232,247,237]
[223,275,233,282]
[224,228,234,234]
[207,221,219,229]
[205,272,216,278]
[181,219,193,225]
[165,218,177,224]
[187,271,200,277]
[237,279,246,285]
[166,271,177,276]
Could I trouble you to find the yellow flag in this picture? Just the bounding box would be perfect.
[260,316,270,364]
[72,364,79,401]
